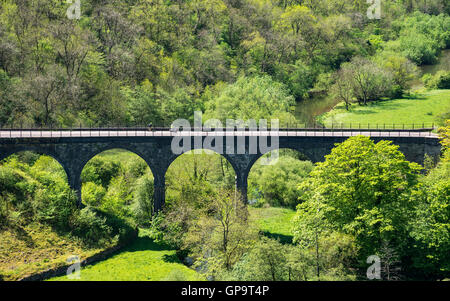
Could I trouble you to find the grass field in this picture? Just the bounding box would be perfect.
[249,206,296,244]
[320,89,450,127]
[48,229,203,281]
[44,206,296,281]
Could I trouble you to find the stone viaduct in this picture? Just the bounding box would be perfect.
[0,129,442,212]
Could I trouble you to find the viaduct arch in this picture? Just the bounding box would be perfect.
[0,131,442,212]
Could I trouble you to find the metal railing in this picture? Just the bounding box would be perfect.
[0,122,438,130]
[0,123,439,139]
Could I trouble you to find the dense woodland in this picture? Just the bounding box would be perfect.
[0,0,449,281]
[0,0,449,127]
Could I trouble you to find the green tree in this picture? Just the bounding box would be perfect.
[249,156,313,208]
[375,52,418,95]
[205,75,296,123]
[409,122,450,279]
[230,237,289,281]
[131,173,154,226]
[338,57,395,105]
[292,193,333,280]
[0,69,24,126]
[183,190,257,278]
[297,136,422,261]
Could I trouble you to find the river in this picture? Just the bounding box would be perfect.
[294,95,339,126]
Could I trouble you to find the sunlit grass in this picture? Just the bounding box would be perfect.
[48,229,203,281]
[249,206,296,244]
[320,89,450,127]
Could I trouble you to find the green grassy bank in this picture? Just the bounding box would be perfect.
[48,229,203,281]
[249,206,296,244]
[320,89,450,127]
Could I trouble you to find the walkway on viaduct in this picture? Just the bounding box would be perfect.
[0,128,442,212]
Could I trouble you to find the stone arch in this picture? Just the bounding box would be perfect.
[77,146,156,209]
[165,148,238,204]
[166,148,240,180]
[78,145,157,180]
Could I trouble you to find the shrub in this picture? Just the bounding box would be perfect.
[392,12,450,65]
[374,52,419,93]
[434,71,450,89]
[204,75,296,122]
[70,207,114,247]
[126,157,149,179]
[400,33,440,65]
[423,71,450,89]
[32,183,77,231]
[93,209,137,246]
[249,156,313,208]
[82,182,107,207]
[81,157,121,187]
[131,173,154,226]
